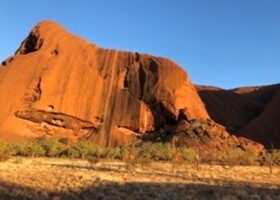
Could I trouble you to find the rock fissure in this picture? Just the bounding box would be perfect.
[15,109,99,133]
[16,28,43,55]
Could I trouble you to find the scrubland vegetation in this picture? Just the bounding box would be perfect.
[0,137,279,166]
[0,137,280,199]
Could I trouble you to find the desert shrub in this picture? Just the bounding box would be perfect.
[136,142,176,161]
[36,137,67,157]
[0,137,267,166]
[63,146,81,158]
[106,146,122,159]
[63,140,91,158]
[9,142,28,156]
[138,142,160,160]
[119,146,131,161]
[0,140,11,161]
[26,141,46,157]
[156,143,176,160]
[120,142,195,162]
[58,137,69,145]
[75,139,96,158]
[0,141,12,154]
[239,149,259,165]
[7,137,69,157]
[0,140,30,156]
[201,148,258,166]
[262,150,280,166]
[178,147,197,162]
[272,150,280,165]
[63,139,106,159]
[0,137,68,157]
[136,142,153,160]
[94,145,108,158]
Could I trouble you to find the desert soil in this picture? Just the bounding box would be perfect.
[0,157,279,200]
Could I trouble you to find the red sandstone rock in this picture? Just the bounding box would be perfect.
[196,84,280,148]
[0,20,209,146]
[0,20,265,154]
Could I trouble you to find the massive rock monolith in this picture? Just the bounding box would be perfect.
[0,20,209,146]
[0,20,264,153]
[196,84,280,148]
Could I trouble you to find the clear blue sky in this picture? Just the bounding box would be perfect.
[1,0,279,88]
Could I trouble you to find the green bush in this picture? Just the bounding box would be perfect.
[106,146,122,159]
[178,147,197,162]
[62,139,107,159]
[0,141,12,154]
[262,150,280,166]
[10,142,28,156]
[58,137,69,145]
[37,137,67,157]
[0,137,268,166]
[200,148,258,166]
[119,146,132,161]
[272,150,280,165]
[136,142,176,161]
[0,140,11,161]
[26,141,46,157]
[156,143,176,161]
[63,140,92,158]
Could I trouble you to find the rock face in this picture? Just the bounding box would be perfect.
[0,20,265,153]
[197,84,280,148]
[0,20,209,146]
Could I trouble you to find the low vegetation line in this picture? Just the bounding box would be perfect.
[0,137,279,166]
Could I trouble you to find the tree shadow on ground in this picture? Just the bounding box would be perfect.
[0,179,279,200]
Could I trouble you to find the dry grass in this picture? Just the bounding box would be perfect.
[0,153,10,162]
[0,157,279,199]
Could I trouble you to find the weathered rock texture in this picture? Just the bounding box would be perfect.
[0,20,264,152]
[0,20,209,146]
[197,84,280,148]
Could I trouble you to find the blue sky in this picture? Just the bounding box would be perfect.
[1,0,279,88]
